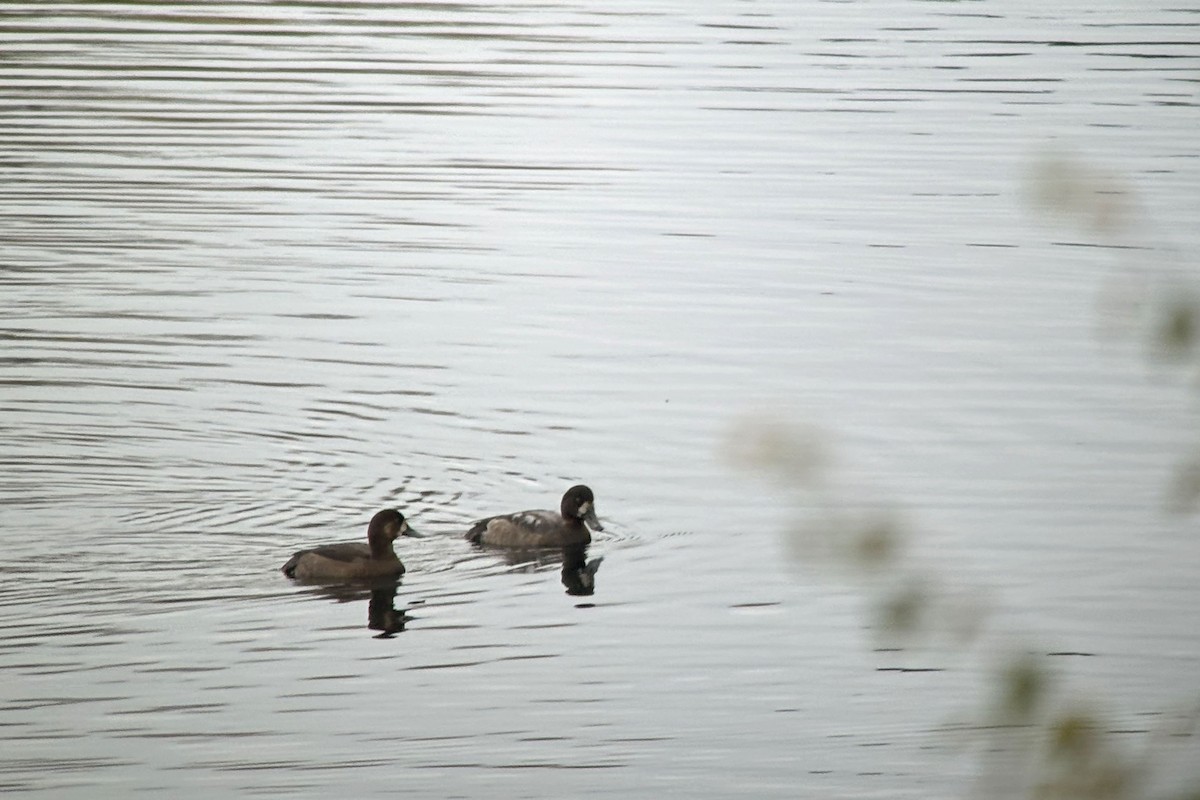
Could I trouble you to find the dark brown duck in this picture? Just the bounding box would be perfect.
[282,508,419,582]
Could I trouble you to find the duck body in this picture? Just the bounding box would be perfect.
[466,485,603,548]
[282,508,417,583]
[282,541,405,582]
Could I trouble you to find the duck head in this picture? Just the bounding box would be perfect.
[367,508,421,555]
[562,485,603,532]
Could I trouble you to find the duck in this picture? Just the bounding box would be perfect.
[281,508,419,583]
[465,484,603,548]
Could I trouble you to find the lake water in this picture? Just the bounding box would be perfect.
[2,2,1198,797]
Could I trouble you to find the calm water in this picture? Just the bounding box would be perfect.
[2,2,1199,797]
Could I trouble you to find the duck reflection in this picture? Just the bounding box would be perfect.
[560,543,603,597]
[367,584,413,637]
[472,543,603,596]
[298,579,416,638]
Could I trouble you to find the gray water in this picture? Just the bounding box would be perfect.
[2,2,1199,797]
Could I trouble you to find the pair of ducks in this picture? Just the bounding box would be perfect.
[281,485,603,582]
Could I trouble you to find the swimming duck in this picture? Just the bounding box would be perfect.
[465,485,603,548]
[281,508,418,583]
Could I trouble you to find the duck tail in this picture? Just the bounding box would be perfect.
[281,553,301,578]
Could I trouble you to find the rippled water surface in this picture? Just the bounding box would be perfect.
[3,2,1199,797]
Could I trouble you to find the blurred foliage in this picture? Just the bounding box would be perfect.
[996,653,1048,723]
[1160,303,1196,354]
[1167,459,1200,514]
[1025,153,1132,234]
[733,411,1195,799]
[725,417,829,486]
[732,154,1198,798]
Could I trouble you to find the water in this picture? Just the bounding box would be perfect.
[2,2,1199,797]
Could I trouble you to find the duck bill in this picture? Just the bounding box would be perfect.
[401,524,424,539]
[582,508,604,532]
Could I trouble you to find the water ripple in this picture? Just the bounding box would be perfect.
[2,2,1198,798]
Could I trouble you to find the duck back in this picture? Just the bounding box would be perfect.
[467,510,590,548]
[281,541,404,582]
